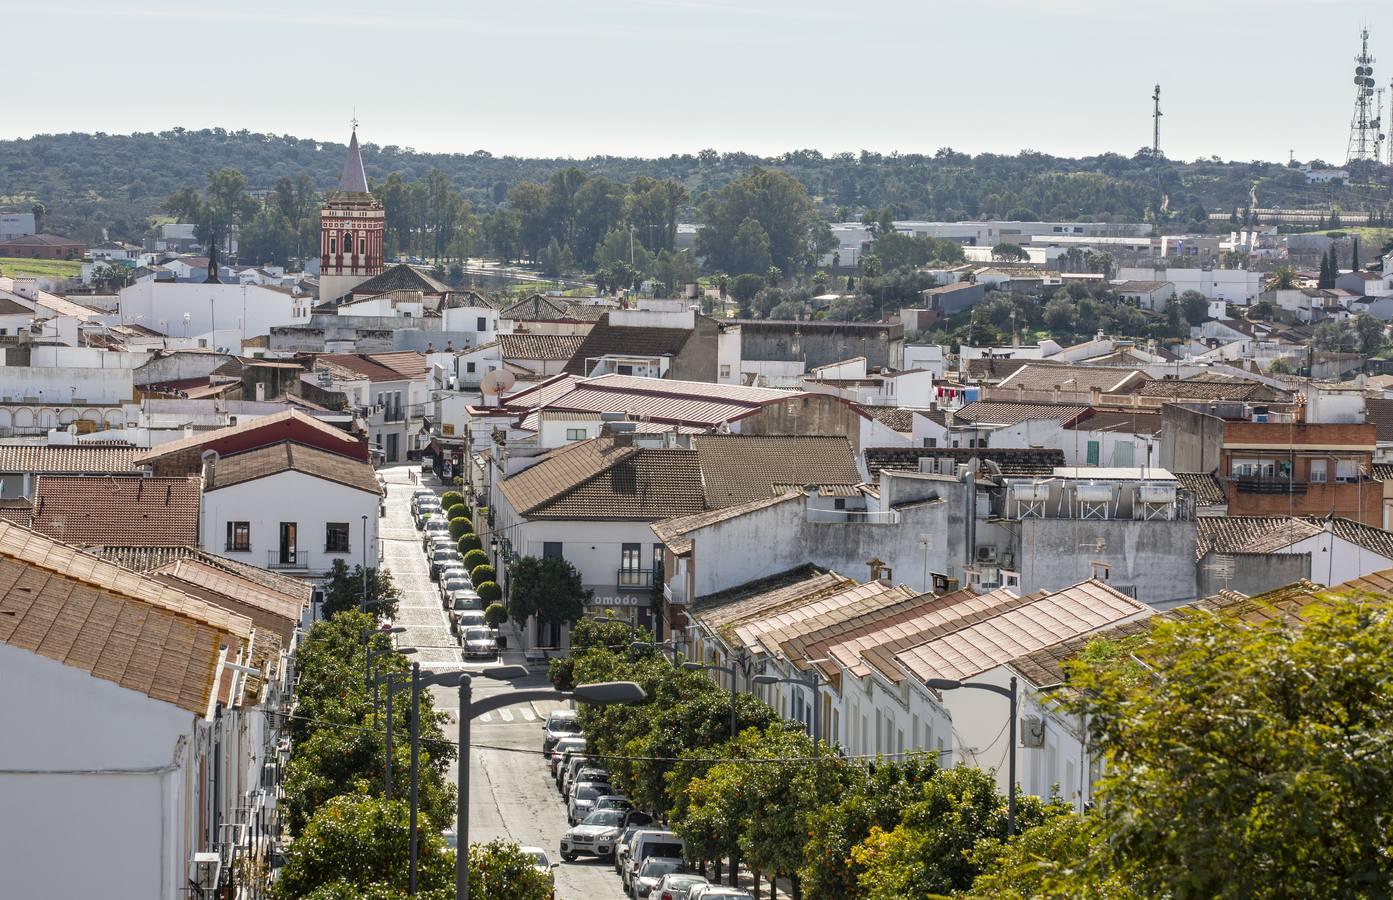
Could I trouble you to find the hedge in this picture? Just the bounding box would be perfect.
[440,491,464,510]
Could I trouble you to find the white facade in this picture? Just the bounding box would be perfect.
[201,468,380,576]
[1118,266,1265,304]
[443,304,500,347]
[119,281,308,343]
[903,344,947,378]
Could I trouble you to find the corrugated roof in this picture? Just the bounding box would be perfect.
[205,441,382,495]
[893,579,1147,682]
[32,475,201,547]
[0,444,139,475]
[0,521,253,715]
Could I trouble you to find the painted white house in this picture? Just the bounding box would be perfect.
[200,440,382,577]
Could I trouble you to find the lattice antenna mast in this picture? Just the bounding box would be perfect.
[1152,85,1162,159]
[1347,27,1381,164]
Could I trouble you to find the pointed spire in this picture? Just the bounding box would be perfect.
[338,127,369,194]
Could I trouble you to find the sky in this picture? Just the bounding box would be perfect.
[5,0,1391,164]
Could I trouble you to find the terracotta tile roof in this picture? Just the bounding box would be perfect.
[1313,517,1393,561]
[1174,472,1225,506]
[496,332,587,361]
[1009,616,1157,688]
[83,545,313,604]
[1372,463,1393,483]
[316,353,414,383]
[765,584,920,663]
[32,475,201,547]
[349,264,451,296]
[522,447,708,521]
[731,581,903,651]
[1064,408,1164,435]
[150,559,302,646]
[653,492,804,555]
[1365,398,1393,443]
[691,566,853,631]
[0,444,139,475]
[864,447,1065,479]
[0,498,33,528]
[692,435,861,507]
[497,437,639,516]
[952,400,1089,426]
[963,357,1035,384]
[205,441,382,495]
[133,409,360,465]
[562,315,696,375]
[1195,516,1327,560]
[893,579,1148,682]
[866,407,916,433]
[837,587,1029,681]
[366,351,428,379]
[1137,374,1292,402]
[0,521,253,715]
[500,295,610,322]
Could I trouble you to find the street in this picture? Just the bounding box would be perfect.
[379,464,627,900]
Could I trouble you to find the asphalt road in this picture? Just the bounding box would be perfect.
[380,465,626,900]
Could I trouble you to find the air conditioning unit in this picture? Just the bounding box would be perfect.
[975,546,998,564]
[1021,714,1046,748]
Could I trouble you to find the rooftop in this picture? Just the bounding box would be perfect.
[349,265,450,297]
[1174,472,1226,506]
[691,434,861,507]
[562,314,697,376]
[996,364,1147,395]
[83,545,313,604]
[0,443,139,475]
[132,409,361,466]
[863,446,1066,479]
[205,441,382,495]
[32,475,201,547]
[952,400,1089,427]
[494,333,586,361]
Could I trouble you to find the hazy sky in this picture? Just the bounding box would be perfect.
[6,0,1391,163]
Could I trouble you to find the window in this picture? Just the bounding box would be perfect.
[359,237,366,255]
[466,362,476,373]
[225,521,251,552]
[329,237,336,254]
[1336,459,1358,483]
[542,542,563,559]
[719,364,732,379]
[477,316,488,331]
[565,428,586,441]
[343,231,353,253]
[923,437,937,448]
[1310,459,1328,483]
[619,543,643,586]
[325,522,351,553]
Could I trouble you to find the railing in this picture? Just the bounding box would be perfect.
[324,543,351,554]
[268,550,307,569]
[1233,476,1307,495]
[805,508,902,524]
[225,542,251,553]
[382,409,405,423]
[616,568,654,589]
[663,580,689,606]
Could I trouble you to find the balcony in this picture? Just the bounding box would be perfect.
[616,568,655,589]
[268,550,308,570]
[1233,476,1307,495]
[663,580,689,606]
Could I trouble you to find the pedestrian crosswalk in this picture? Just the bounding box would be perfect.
[446,704,542,725]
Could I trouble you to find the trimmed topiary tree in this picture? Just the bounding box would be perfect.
[458,532,483,554]
[470,563,495,585]
[440,490,464,510]
[448,516,472,540]
[478,582,503,606]
[463,548,490,571]
[445,501,470,521]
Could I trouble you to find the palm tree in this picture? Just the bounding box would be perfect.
[1269,267,1298,291]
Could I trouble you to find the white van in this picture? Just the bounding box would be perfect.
[623,830,685,891]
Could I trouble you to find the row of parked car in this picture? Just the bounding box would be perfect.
[412,489,497,659]
[543,711,753,900]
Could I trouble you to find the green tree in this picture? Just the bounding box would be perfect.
[1066,596,1393,898]
[1179,290,1210,325]
[966,812,1140,899]
[321,560,402,619]
[469,563,495,585]
[1354,313,1386,354]
[483,602,508,628]
[729,273,766,315]
[1043,296,1075,332]
[457,533,482,554]
[728,217,773,275]
[462,548,490,571]
[448,517,472,540]
[696,167,824,274]
[990,242,1029,263]
[468,839,556,900]
[163,168,256,275]
[476,581,502,605]
[1269,266,1298,290]
[507,555,589,632]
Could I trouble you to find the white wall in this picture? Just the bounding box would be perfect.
[201,469,380,576]
[717,325,742,384]
[904,344,947,378]
[0,642,196,900]
[119,281,306,342]
[1118,266,1264,304]
[0,364,135,404]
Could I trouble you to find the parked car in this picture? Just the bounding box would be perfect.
[558,809,644,861]
[561,758,607,797]
[594,795,633,813]
[439,572,471,603]
[613,824,649,876]
[461,625,498,660]
[655,873,710,900]
[542,710,581,755]
[567,780,614,825]
[687,888,753,900]
[518,845,556,898]
[411,488,435,509]
[633,857,687,899]
[555,751,592,789]
[428,534,457,557]
[452,610,487,638]
[421,519,450,550]
[415,502,442,529]
[624,832,685,892]
[550,738,586,776]
[447,592,484,624]
[430,549,462,580]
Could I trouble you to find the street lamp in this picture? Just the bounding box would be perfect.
[366,641,415,727]
[753,659,832,746]
[927,676,1018,835]
[683,657,744,739]
[376,671,409,800]
[630,639,680,665]
[444,671,646,900]
[361,514,370,611]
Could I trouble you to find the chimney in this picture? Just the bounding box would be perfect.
[1090,386,1103,405]
[255,382,266,402]
[446,340,454,352]
[427,342,435,354]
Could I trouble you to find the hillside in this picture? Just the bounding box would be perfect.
[2,128,1390,243]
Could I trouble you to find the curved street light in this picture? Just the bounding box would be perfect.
[927,676,1018,835]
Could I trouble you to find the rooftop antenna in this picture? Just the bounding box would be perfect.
[1151,84,1162,159]
[1346,27,1380,164]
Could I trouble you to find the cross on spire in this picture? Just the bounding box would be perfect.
[351,109,358,132]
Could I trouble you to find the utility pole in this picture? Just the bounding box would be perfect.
[1152,84,1162,159]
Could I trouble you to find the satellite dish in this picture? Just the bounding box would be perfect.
[480,370,517,396]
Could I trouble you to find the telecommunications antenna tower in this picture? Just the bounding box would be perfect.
[1151,85,1162,158]
[1346,27,1382,164]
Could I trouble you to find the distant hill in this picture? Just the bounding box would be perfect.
[2,128,1389,244]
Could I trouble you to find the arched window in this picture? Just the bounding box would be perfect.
[344,231,354,254]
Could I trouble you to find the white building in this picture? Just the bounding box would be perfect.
[119,281,308,345]
[199,441,382,577]
[1118,266,1265,304]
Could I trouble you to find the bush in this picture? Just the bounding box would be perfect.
[444,501,470,521]
[448,516,472,540]
[470,564,495,585]
[462,549,490,571]
[458,533,482,554]
[477,582,503,604]
[440,490,464,509]
[484,601,507,627]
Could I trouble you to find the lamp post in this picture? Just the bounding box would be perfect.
[927,676,1018,835]
[630,639,680,665]
[367,642,415,727]
[753,659,831,746]
[376,671,408,800]
[361,514,370,611]
[448,672,646,900]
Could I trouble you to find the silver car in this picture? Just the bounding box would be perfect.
[654,873,710,900]
[461,625,497,660]
[633,857,686,900]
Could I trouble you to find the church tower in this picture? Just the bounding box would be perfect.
[318,126,385,303]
